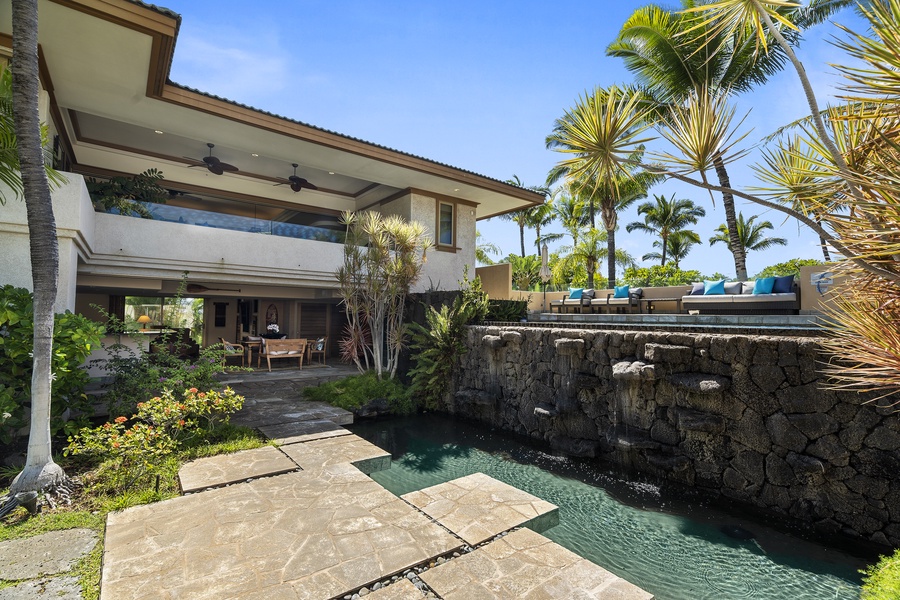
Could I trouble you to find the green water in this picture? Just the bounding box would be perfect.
[349,414,866,600]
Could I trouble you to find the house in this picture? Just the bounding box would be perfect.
[0,0,542,353]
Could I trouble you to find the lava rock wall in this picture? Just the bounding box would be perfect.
[451,326,900,547]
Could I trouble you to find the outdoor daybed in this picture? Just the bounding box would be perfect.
[549,287,643,314]
[681,276,800,315]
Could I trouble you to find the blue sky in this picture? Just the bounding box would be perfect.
[162,1,867,280]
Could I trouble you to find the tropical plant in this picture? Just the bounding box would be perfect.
[408,272,488,409]
[555,228,634,289]
[4,6,73,492]
[508,254,542,291]
[621,264,704,287]
[642,230,701,269]
[755,258,823,280]
[861,548,900,600]
[550,186,589,247]
[0,286,104,443]
[336,211,431,379]
[606,0,846,279]
[302,371,413,415]
[85,168,168,218]
[709,213,787,262]
[500,175,551,257]
[627,193,706,266]
[475,230,500,265]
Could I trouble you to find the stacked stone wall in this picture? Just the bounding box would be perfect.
[452,326,900,547]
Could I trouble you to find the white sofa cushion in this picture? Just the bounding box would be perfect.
[731,293,797,303]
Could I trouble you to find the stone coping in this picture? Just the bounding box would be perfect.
[421,528,654,600]
[258,418,351,446]
[279,434,391,475]
[402,472,559,546]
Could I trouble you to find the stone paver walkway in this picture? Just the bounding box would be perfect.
[402,472,559,545]
[101,463,461,600]
[99,368,653,599]
[178,445,298,493]
[421,528,654,600]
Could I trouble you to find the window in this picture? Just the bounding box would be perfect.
[438,202,454,247]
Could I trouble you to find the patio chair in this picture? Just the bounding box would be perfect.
[309,336,327,365]
[218,338,245,368]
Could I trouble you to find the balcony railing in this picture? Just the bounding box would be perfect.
[101,202,345,244]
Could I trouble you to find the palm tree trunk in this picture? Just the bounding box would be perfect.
[713,156,748,280]
[10,0,66,494]
[660,234,668,266]
[519,224,526,258]
[607,227,617,288]
[587,256,595,289]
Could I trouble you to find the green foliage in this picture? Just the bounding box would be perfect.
[754,258,823,279]
[86,168,167,218]
[303,371,413,414]
[621,264,702,287]
[861,548,900,600]
[408,271,489,409]
[508,254,542,290]
[66,387,243,492]
[486,299,529,321]
[0,285,104,442]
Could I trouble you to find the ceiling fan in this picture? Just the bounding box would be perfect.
[275,163,318,192]
[185,143,239,175]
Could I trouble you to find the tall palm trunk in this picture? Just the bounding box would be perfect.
[602,204,617,288]
[713,156,747,280]
[10,0,66,493]
[519,223,526,258]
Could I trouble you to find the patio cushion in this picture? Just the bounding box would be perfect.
[724,281,743,295]
[268,350,288,355]
[772,275,795,293]
[753,277,775,294]
[704,279,726,295]
[614,285,630,299]
[568,288,584,300]
[683,295,735,303]
[689,282,705,295]
[732,293,796,303]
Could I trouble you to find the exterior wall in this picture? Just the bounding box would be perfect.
[451,325,900,547]
[0,174,94,312]
[799,264,845,313]
[380,190,477,292]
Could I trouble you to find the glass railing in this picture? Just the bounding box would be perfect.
[101,202,345,244]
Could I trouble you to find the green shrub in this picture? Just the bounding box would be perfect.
[486,299,528,321]
[0,285,104,442]
[754,258,823,279]
[622,265,703,287]
[861,548,900,600]
[303,371,413,414]
[408,271,488,409]
[66,386,244,491]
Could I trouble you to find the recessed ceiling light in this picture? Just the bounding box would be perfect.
[328,171,335,175]
[251,153,259,157]
[154,130,164,135]
[453,188,460,192]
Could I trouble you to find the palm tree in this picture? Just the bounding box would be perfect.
[606,0,847,280]
[550,186,588,248]
[556,228,635,289]
[7,0,68,494]
[526,199,562,250]
[475,230,500,266]
[627,193,706,267]
[547,87,662,288]
[709,213,787,263]
[642,230,701,269]
[501,175,550,257]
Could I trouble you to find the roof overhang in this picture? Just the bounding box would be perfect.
[1,0,543,218]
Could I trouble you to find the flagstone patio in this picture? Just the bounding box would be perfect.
[99,383,653,599]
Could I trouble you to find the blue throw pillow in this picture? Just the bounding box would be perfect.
[568,288,583,300]
[772,274,794,294]
[752,277,775,294]
[690,282,705,295]
[703,279,725,295]
[614,285,630,299]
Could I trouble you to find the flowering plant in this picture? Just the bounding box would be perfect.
[267,323,279,333]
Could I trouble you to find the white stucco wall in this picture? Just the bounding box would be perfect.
[379,191,476,292]
[0,173,93,312]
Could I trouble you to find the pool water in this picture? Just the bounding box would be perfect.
[349,414,866,600]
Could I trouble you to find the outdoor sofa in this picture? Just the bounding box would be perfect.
[550,286,643,314]
[681,275,800,315]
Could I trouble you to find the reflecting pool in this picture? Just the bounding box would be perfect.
[349,414,866,600]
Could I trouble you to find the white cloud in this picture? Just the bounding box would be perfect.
[170,28,290,104]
